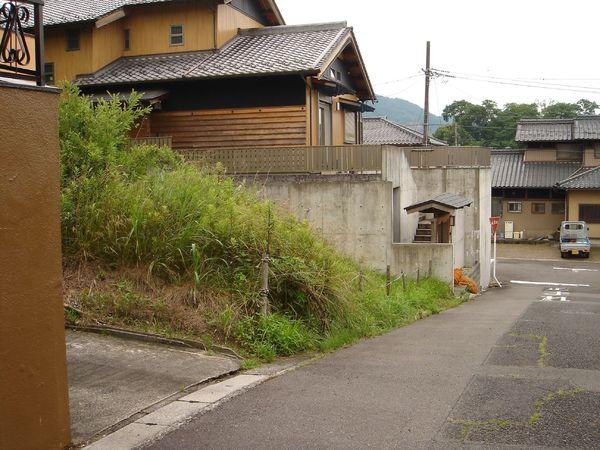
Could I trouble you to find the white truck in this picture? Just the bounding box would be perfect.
[560,221,591,259]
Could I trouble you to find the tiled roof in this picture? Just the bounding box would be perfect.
[557,166,600,189]
[42,0,175,26]
[363,117,447,146]
[77,23,350,86]
[406,192,472,212]
[516,116,600,142]
[491,149,580,188]
[40,0,284,26]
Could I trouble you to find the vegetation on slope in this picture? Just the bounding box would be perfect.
[61,84,462,361]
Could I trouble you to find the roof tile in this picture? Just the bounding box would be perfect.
[557,166,600,189]
[76,23,350,86]
[363,117,447,146]
[491,150,580,188]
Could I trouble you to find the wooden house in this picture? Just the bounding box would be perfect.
[492,117,600,239]
[40,0,375,150]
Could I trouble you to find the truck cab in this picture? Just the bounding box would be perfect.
[560,221,591,258]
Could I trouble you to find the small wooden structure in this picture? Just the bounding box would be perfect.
[405,193,473,244]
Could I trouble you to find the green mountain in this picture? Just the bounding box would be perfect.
[365,95,445,132]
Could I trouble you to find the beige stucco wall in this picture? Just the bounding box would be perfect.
[567,190,600,238]
[497,199,565,239]
[0,83,71,449]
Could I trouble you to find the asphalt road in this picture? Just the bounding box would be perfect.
[144,258,600,449]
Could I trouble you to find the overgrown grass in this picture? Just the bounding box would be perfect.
[60,84,463,361]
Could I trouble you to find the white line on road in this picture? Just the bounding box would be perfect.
[511,280,590,287]
[553,267,598,273]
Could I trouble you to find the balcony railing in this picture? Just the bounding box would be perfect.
[130,136,173,148]
[0,0,46,86]
[183,145,491,175]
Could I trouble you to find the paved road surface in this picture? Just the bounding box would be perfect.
[145,259,600,449]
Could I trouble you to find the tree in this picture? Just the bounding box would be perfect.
[541,102,581,119]
[576,99,599,115]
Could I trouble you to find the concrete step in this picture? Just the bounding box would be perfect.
[415,230,431,236]
[414,236,432,242]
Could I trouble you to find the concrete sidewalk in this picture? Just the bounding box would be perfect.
[66,330,239,444]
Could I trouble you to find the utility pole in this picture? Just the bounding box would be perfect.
[423,41,431,146]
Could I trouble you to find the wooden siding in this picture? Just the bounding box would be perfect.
[92,19,125,72]
[123,1,215,56]
[151,105,307,150]
[45,26,93,82]
[216,4,263,47]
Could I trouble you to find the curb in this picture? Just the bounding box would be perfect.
[65,324,242,359]
[84,354,322,449]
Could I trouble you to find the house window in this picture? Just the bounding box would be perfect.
[66,29,80,51]
[507,201,522,213]
[551,202,565,215]
[556,145,583,161]
[492,198,503,217]
[344,111,357,144]
[594,144,600,159]
[169,25,184,46]
[318,100,332,145]
[532,202,546,214]
[579,204,600,224]
[44,63,54,85]
[124,29,131,50]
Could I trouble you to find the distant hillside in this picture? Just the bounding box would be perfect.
[365,95,445,132]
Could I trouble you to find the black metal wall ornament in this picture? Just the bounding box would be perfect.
[0,0,45,86]
[0,1,32,66]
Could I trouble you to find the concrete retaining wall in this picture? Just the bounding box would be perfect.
[391,243,454,285]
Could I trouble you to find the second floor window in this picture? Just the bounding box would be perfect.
[124,29,131,50]
[170,25,184,46]
[66,29,80,51]
[44,63,55,85]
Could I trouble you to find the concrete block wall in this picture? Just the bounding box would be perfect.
[237,148,492,289]
[391,243,454,285]
[242,174,393,272]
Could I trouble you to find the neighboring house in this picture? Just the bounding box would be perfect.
[492,116,600,239]
[40,0,375,150]
[557,166,600,238]
[363,117,447,146]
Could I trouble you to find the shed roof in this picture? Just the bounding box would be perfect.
[516,116,600,142]
[363,117,447,146]
[405,192,472,214]
[40,0,284,27]
[76,22,375,100]
[556,166,600,189]
[491,149,580,188]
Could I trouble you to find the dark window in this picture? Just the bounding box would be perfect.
[492,198,503,217]
[169,25,184,46]
[556,144,583,161]
[507,201,522,213]
[595,144,600,159]
[579,204,600,224]
[531,202,546,214]
[552,202,565,215]
[66,29,80,51]
[344,110,357,144]
[124,29,130,50]
[44,63,54,85]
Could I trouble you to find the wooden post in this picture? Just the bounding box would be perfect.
[402,272,407,291]
[358,269,364,292]
[260,254,270,316]
[428,260,432,278]
[417,267,420,283]
[386,265,391,296]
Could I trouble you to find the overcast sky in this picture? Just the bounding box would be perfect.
[278,0,600,117]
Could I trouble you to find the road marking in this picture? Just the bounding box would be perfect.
[553,267,598,273]
[511,280,590,287]
[541,295,568,302]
